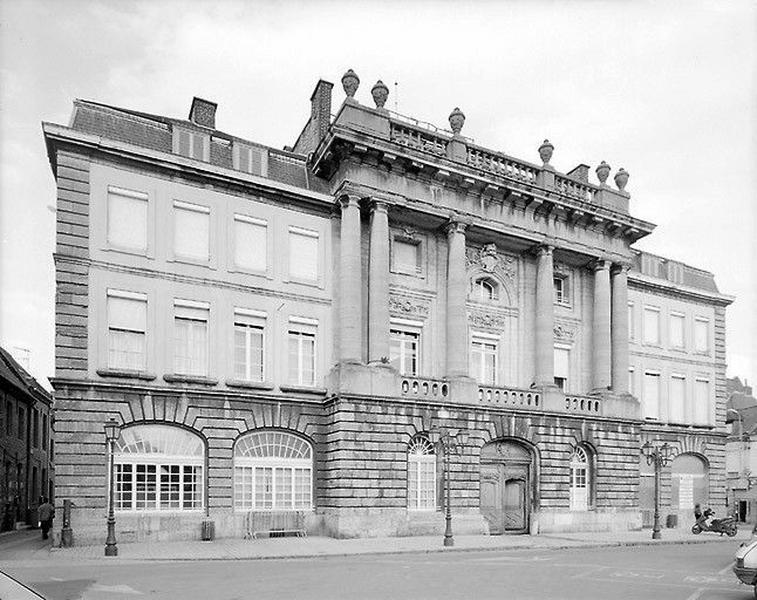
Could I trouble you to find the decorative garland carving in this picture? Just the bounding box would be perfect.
[389,294,430,318]
[465,243,516,282]
[468,310,508,330]
[553,321,577,341]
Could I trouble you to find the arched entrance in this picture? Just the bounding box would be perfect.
[480,439,536,534]
[671,453,708,514]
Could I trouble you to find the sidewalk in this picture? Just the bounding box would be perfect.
[1,527,750,564]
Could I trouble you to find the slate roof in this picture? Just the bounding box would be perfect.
[0,346,52,406]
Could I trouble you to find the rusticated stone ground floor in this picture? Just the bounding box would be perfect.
[51,382,726,545]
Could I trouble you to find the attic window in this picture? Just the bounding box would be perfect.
[234,143,268,177]
[173,128,208,161]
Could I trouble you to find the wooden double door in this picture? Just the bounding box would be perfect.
[480,441,533,535]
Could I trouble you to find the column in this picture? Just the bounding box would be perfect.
[534,245,555,386]
[611,263,630,394]
[339,195,362,362]
[592,260,612,391]
[446,221,468,378]
[368,200,390,363]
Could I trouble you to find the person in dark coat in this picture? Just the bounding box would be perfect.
[37,498,54,540]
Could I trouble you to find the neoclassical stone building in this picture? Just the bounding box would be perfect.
[43,70,732,544]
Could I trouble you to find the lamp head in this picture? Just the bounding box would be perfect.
[104,418,121,443]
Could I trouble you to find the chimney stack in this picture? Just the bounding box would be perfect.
[189,97,218,129]
[311,80,333,143]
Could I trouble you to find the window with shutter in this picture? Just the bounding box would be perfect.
[235,144,266,176]
[643,306,660,345]
[669,376,686,423]
[107,186,148,252]
[288,318,317,386]
[234,309,265,382]
[173,301,209,376]
[174,201,210,262]
[554,345,570,391]
[694,379,710,425]
[107,290,147,371]
[288,227,319,282]
[694,318,709,352]
[670,313,685,349]
[174,128,207,161]
[643,372,660,419]
[233,215,267,272]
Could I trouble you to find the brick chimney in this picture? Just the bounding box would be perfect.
[567,164,590,183]
[311,80,333,142]
[189,97,217,129]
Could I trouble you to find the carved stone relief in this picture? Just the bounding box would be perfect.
[465,243,517,283]
[553,320,578,341]
[389,294,430,318]
[468,310,508,330]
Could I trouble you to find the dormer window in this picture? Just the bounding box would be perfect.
[173,128,208,161]
[233,143,268,176]
[472,277,497,302]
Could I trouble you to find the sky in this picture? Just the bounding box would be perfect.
[0,0,755,391]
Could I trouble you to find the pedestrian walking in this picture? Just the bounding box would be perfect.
[38,498,54,540]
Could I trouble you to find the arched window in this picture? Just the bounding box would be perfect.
[569,446,590,511]
[114,424,204,512]
[408,436,436,510]
[472,278,497,302]
[233,430,313,511]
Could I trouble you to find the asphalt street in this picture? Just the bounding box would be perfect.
[2,542,752,600]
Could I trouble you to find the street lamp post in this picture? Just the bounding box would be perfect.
[104,418,121,557]
[429,427,469,547]
[641,440,674,540]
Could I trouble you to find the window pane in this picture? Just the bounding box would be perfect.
[274,467,293,509]
[554,347,570,380]
[670,377,686,423]
[695,380,710,425]
[116,464,133,510]
[289,231,318,281]
[182,465,202,510]
[670,315,685,348]
[255,467,273,509]
[643,308,660,344]
[695,320,708,352]
[175,313,208,376]
[234,466,254,511]
[135,464,157,510]
[393,239,419,274]
[174,205,210,261]
[234,218,267,271]
[108,189,147,251]
[643,374,660,419]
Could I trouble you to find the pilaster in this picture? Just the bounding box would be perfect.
[445,219,469,378]
[368,200,390,363]
[338,194,362,363]
[534,244,555,387]
[611,263,630,394]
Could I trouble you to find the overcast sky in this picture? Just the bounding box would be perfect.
[0,0,755,391]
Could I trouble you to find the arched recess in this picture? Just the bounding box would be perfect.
[467,268,515,307]
[113,422,206,512]
[671,452,709,513]
[232,429,314,512]
[480,437,538,535]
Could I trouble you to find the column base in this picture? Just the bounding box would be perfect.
[327,361,399,398]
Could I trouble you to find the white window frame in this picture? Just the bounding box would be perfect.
[390,318,422,376]
[669,312,686,350]
[472,278,497,302]
[106,185,148,254]
[553,275,570,307]
[233,308,266,383]
[570,446,590,512]
[233,431,313,512]
[643,306,661,345]
[233,214,268,273]
[106,289,147,372]
[669,374,686,424]
[288,226,320,284]
[173,200,211,263]
[643,371,661,420]
[694,318,710,353]
[554,343,571,392]
[288,317,317,386]
[470,332,499,385]
[173,299,210,377]
[408,437,436,511]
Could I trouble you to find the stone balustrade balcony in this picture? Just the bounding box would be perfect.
[400,376,450,400]
[477,385,543,410]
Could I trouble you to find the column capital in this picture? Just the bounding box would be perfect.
[338,194,361,210]
[535,243,554,257]
[445,218,468,237]
[611,261,632,275]
[368,198,389,214]
[591,258,612,272]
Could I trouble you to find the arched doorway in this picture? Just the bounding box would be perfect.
[671,453,708,516]
[480,439,536,535]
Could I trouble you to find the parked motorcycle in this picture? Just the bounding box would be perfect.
[692,506,738,536]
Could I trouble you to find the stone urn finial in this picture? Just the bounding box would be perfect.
[614,168,629,191]
[341,69,360,98]
[449,107,465,135]
[538,139,554,165]
[596,160,611,186]
[371,80,389,109]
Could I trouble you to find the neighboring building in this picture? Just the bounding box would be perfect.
[42,70,733,544]
[726,377,757,521]
[0,345,55,531]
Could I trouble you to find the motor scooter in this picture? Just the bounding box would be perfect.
[734,538,757,597]
[692,506,738,536]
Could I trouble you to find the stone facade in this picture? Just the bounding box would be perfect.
[43,71,733,545]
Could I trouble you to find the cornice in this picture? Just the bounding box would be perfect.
[628,271,734,307]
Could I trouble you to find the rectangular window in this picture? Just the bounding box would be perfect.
[669,376,686,423]
[553,276,570,306]
[32,410,39,448]
[628,367,635,396]
[174,201,210,262]
[288,318,317,386]
[233,465,312,511]
[116,463,202,511]
[670,313,685,349]
[42,414,48,450]
[135,464,157,510]
[233,215,267,272]
[694,318,709,352]
[554,345,570,391]
[628,302,635,340]
[471,337,498,385]
[392,238,421,275]
[235,144,267,176]
[174,301,209,377]
[694,379,710,425]
[643,372,660,420]
[289,227,319,282]
[234,309,265,382]
[17,406,24,440]
[643,306,660,345]
[175,129,207,161]
[5,401,11,435]
[390,326,420,376]
[107,290,147,371]
[107,186,148,252]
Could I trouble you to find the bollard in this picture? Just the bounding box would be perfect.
[61,499,74,547]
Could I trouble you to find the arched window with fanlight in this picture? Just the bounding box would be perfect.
[114,424,205,512]
[408,436,436,510]
[233,430,313,511]
[471,277,498,302]
[569,445,591,511]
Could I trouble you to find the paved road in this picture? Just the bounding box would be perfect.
[2,542,752,600]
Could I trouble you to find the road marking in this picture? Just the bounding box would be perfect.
[90,583,143,595]
[684,588,706,600]
[684,575,734,585]
[718,562,734,575]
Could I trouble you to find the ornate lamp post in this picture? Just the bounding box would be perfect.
[429,427,469,547]
[104,418,121,556]
[641,441,674,540]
